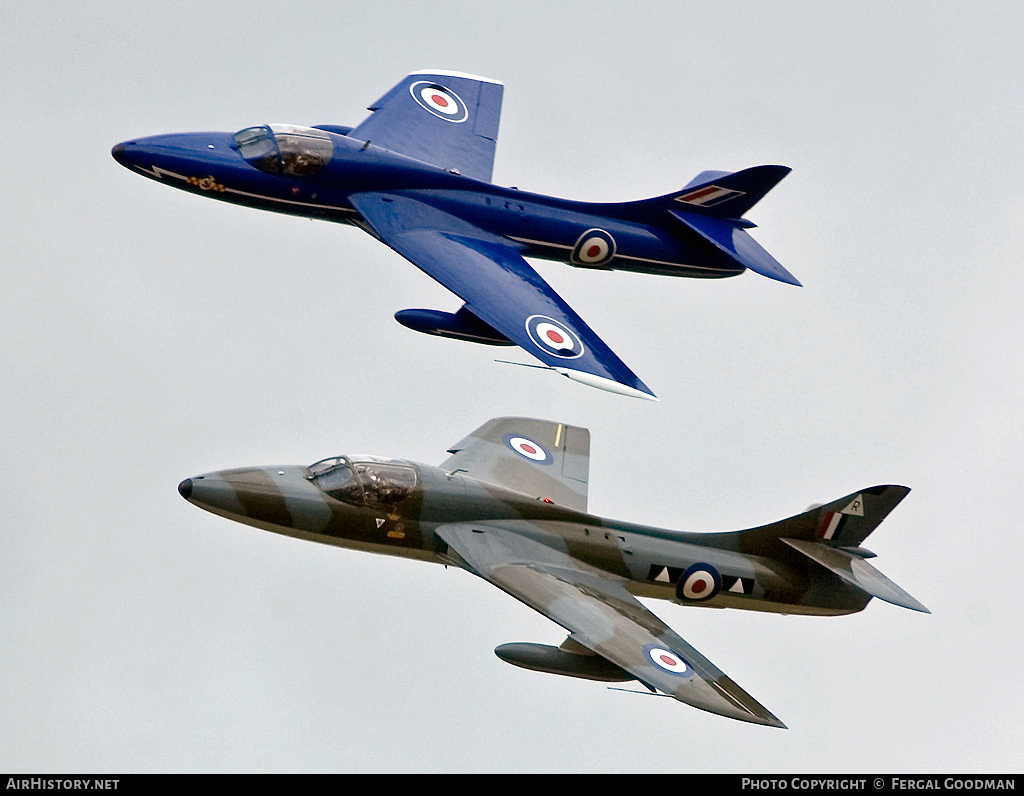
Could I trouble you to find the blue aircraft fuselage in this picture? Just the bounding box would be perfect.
[112,128,742,280]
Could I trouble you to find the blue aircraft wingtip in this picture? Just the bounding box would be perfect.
[554,369,658,401]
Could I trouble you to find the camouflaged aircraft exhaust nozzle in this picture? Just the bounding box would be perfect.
[179,417,927,729]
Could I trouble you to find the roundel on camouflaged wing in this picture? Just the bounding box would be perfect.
[676,563,722,602]
[571,229,616,267]
[409,81,469,123]
[524,315,585,359]
[502,433,554,465]
[643,644,695,678]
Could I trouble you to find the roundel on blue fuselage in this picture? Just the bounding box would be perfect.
[571,229,616,267]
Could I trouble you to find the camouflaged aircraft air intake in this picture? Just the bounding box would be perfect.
[178,417,928,728]
[112,70,801,401]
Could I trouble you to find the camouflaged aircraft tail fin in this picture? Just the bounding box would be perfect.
[727,485,911,552]
[799,485,910,547]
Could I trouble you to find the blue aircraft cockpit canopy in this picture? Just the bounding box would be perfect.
[232,124,334,176]
[307,455,417,508]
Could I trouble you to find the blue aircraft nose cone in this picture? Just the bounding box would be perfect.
[111,142,128,165]
[178,478,193,499]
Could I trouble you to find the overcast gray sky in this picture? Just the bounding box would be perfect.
[2,1,1022,773]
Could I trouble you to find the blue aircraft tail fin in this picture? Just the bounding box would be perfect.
[349,70,503,182]
[669,165,791,219]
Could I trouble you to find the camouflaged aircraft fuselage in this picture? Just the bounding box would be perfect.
[180,460,875,618]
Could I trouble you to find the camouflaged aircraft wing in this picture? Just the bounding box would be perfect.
[440,417,589,512]
[436,522,786,728]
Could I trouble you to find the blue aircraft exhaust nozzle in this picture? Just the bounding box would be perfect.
[395,307,514,346]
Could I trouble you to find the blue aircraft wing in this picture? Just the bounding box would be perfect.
[349,71,503,183]
[349,192,657,400]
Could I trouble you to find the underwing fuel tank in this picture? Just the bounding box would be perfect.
[495,641,633,682]
[394,307,513,346]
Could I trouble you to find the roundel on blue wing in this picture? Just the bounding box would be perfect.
[524,315,585,359]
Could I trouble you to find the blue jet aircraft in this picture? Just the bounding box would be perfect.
[112,70,799,400]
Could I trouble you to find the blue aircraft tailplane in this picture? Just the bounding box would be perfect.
[669,209,802,286]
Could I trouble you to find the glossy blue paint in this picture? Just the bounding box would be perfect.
[112,71,798,399]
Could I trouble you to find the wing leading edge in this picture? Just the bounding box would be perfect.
[436,522,786,728]
[349,191,656,400]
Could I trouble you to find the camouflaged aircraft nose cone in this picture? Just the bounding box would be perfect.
[177,479,193,499]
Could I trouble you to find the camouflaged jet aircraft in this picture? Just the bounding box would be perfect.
[113,70,799,401]
[178,417,927,728]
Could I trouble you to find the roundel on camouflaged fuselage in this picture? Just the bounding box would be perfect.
[676,563,723,602]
